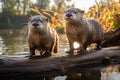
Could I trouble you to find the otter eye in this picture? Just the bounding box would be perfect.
[39,20,43,23]
[45,18,48,22]
[37,19,43,23]
[74,10,77,14]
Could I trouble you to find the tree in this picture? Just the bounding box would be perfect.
[51,0,74,13]
[22,0,31,15]
[0,0,31,15]
[0,0,31,29]
[0,0,16,14]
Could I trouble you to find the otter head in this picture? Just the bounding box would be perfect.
[28,15,48,32]
[64,8,84,22]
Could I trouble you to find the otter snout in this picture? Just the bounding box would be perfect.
[32,22,39,27]
[66,13,72,17]
[64,13,73,20]
[64,9,78,21]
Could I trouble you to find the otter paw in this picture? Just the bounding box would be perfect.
[77,49,86,55]
[65,50,74,56]
[42,53,51,57]
[95,46,102,50]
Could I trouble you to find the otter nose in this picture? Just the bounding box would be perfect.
[66,14,72,17]
[32,23,39,27]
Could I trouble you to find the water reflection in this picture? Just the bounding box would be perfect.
[0,29,29,56]
[0,36,5,55]
[101,65,120,80]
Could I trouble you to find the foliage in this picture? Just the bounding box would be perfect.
[86,0,120,32]
[34,0,50,9]
[50,0,74,13]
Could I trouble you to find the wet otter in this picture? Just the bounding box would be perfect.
[64,8,103,55]
[28,15,58,57]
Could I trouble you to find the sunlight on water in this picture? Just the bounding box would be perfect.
[73,41,80,49]
[0,36,5,55]
[101,65,120,80]
[54,76,67,80]
[0,30,29,57]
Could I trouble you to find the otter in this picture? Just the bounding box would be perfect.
[64,8,103,55]
[28,15,58,57]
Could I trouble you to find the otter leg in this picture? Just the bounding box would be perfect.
[29,47,35,57]
[66,41,74,55]
[96,41,102,50]
[53,36,58,53]
[43,48,52,57]
[77,43,88,55]
[40,51,43,56]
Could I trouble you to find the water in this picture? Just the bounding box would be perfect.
[0,30,29,57]
[0,29,120,80]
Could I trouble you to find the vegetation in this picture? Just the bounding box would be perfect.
[86,0,120,32]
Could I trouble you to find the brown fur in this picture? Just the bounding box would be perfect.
[64,8,103,54]
[28,15,58,57]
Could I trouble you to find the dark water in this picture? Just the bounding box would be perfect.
[0,29,120,80]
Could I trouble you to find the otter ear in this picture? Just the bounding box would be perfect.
[81,10,84,14]
[45,18,48,22]
[76,8,84,15]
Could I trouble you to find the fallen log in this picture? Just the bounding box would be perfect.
[0,46,120,79]
[102,28,120,47]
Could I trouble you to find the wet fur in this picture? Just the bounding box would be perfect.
[64,8,103,54]
[28,15,58,57]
